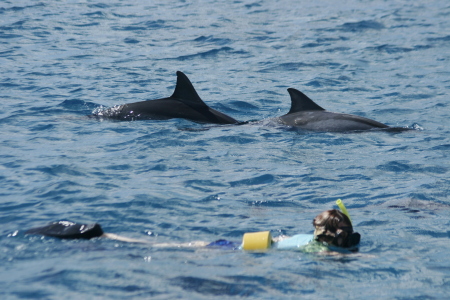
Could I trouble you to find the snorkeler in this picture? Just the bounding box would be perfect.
[312,209,361,248]
[207,209,361,251]
[25,203,361,251]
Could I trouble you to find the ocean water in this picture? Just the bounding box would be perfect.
[1,0,450,299]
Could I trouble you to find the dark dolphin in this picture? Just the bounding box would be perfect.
[276,88,394,132]
[93,71,238,124]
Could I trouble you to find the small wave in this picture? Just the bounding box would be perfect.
[0,33,22,39]
[305,78,342,87]
[29,165,85,177]
[87,3,110,9]
[58,99,98,112]
[73,22,100,27]
[212,134,258,145]
[259,61,341,73]
[124,37,140,44]
[175,47,248,61]
[111,20,169,31]
[338,20,385,32]
[431,144,450,151]
[170,276,256,297]
[82,11,108,18]
[229,174,275,187]
[427,35,450,42]
[0,3,44,13]
[193,35,232,46]
[367,44,432,54]
[377,161,447,174]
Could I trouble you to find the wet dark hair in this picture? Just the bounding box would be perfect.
[313,209,360,248]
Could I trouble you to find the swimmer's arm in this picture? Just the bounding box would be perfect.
[151,241,210,248]
[102,234,210,248]
[101,233,153,244]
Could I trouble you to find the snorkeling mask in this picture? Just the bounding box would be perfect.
[314,224,360,248]
[313,200,360,248]
[332,228,360,248]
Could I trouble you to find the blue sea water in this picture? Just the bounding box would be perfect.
[1,0,450,298]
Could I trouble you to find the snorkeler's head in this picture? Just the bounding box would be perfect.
[313,209,360,248]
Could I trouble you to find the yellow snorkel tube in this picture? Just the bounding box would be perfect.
[336,199,352,224]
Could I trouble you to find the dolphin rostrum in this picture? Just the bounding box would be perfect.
[277,88,392,132]
[93,71,238,124]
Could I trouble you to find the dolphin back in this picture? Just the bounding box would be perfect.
[280,88,390,131]
[169,71,238,124]
[92,71,238,124]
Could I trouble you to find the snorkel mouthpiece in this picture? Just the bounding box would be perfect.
[336,199,352,224]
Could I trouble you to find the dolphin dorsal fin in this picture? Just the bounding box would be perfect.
[287,88,325,113]
[170,71,208,107]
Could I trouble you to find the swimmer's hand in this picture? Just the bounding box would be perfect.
[271,235,289,243]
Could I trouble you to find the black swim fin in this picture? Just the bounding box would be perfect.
[26,221,104,239]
